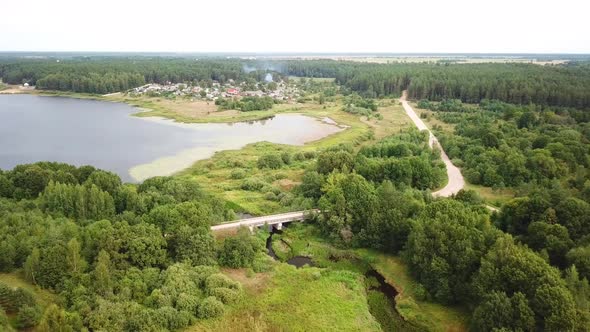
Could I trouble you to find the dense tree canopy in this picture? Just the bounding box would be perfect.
[0,162,251,331]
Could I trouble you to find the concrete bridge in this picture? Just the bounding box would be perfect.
[211,210,318,232]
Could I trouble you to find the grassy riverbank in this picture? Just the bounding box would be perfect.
[196,223,470,331]
[188,264,381,331]
[172,98,410,215]
[3,89,418,215]
[272,223,470,331]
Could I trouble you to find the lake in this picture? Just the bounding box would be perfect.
[0,95,344,182]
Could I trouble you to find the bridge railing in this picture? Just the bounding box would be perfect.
[211,209,319,231]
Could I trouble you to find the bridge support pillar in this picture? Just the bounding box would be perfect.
[276,223,283,230]
[248,225,254,233]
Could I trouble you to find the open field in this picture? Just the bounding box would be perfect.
[188,264,381,332]
[262,55,569,65]
[361,99,411,139]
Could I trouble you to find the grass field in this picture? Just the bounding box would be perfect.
[0,272,57,309]
[0,272,59,329]
[199,223,470,331]
[188,264,381,332]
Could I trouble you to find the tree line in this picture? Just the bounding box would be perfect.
[0,162,273,331]
[282,60,590,108]
[3,57,590,109]
[294,129,590,331]
[0,57,246,94]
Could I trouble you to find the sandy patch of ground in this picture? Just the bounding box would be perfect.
[152,99,239,118]
[0,87,32,94]
[274,178,300,191]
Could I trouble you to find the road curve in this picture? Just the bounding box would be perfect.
[400,92,465,197]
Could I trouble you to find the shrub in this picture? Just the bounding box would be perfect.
[209,287,241,304]
[270,172,287,181]
[303,151,317,159]
[175,293,200,313]
[197,296,225,319]
[154,306,187,330]
[0,308,11,331]
[11,288,37,309]
[16,305,42,329]
[278,192,294,206]
[281,152,292,165]
[252,254,274,273]
[205,274,240,291]
[240,178,266,191]
[218,234,260,269]
[294,152,306,161]
[265,192,278,201]
[230,169,246,179]
[257,154,283,169]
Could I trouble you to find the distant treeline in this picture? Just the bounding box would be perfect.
[282,60,590,108]
[3,57,590,108]
[0,58,246,94]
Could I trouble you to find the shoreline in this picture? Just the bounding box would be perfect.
[1,91,359,183]
[2,88,355,128]
[128,113,346,181]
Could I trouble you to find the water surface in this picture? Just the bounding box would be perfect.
[0,95,343,181]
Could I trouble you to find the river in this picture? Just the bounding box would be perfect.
[0,95,343,182]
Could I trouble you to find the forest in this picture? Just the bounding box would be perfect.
[295,132,590,331]
[0,162,271,331]
[0,58,246,94]
[2,56,590,110]
[282,60,590,108]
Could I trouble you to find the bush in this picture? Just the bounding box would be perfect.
[303,151,317,159]
[230,169,246,179]
[270,172,287,181]
[16,305,42,329]
[294,152,306,161]
[197,296,225,319]
[209,287,241,304]
[175,293,200,313]
[265,192,278,201]
[0,308,12,331]
[251,254,274,273]
[240,178,266,191]
[257,154,283,169]
[205,274,241,291]
[218,233,262,269]
[154,306,188,330]
[281,152,292,165]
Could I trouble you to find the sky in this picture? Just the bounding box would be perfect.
[1,0,589,54]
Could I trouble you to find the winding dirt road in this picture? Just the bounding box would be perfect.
[400,91,465,197]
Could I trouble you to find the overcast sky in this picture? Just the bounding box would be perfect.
[1,0,588,53]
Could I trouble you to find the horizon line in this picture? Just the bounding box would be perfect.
[1,51,590,56]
